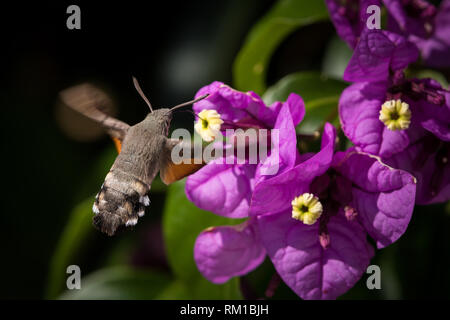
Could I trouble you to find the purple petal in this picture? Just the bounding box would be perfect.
[343,29,418,82]
[344,29,395,82]
[325,0,358,48]
[339,81,425,158]
[251,123,336,216]
[193,82,249,123]
[284,93,306,126]
[339,81,386,155]
[258,210,374,300]
[386,138,450,204]
[333,151,416,248]
[246,92,305,128]
[185,160,256,218]
[421,118,450,141]
[417,84,450,141]
[325,0,381,49]
[384,31,420,71]
[384,0,438,39]
[383,0,408,32]
[194,82,303,129]
[194,220,266,284]
[258,102,298,177]
[416,0,450,67]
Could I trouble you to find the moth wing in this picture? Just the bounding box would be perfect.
[59,83,130,141]
[159,138,205,185]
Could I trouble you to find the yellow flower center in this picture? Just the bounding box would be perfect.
[201,118,209,129]
[379,99,411,131]
[194,109,224,142]
[291,193,323,225]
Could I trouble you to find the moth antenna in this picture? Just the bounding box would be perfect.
[132,76,153,113]
[170,94,210,111]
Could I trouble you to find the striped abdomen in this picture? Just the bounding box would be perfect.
[92,168,151,236]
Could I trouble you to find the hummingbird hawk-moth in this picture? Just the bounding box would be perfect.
[60,78,208,236]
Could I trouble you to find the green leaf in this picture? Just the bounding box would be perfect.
[162,180,243,299]
[60,266,171,300]
[163,180,243,280]
[263,71,347,133]
[46,146,119,299]
[233,0,329,94]
[321,36,353,80]
[46,196,95,299]
[157,277,242,300]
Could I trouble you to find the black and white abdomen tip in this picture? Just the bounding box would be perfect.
[92,181,151,236]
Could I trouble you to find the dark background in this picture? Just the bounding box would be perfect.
[1,1,449,299]
[1,0,285,299]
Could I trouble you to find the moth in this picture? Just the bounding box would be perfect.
[60,78,208,236]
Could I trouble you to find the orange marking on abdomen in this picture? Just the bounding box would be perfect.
[111,137,122,154]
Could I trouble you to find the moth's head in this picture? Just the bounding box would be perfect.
[145,108,172,134]
[148,108,172,120]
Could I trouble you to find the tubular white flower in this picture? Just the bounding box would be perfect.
[194,109,224,142]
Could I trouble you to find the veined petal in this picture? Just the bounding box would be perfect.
[284,93,306,126]
[333,151,416,248]
[325,0,381,49]
[344,29,395,82]
[194,220,266,284]
[343,29,418,82]
[257,102,298,178]
[258,210,374,300]
[339,82,423,158]
[186,160,256,218]
[193,82,305,129]
[193,82,249,124]
[386,139,450,205]
[251,123,336,216]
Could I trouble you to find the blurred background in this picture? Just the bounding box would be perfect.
[1,1,449,299]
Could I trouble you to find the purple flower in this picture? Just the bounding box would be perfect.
[384,0,438,38]
[250,124,416,299]
[325,0,381,49]
[340,29,449,203]
[189,83,304,284]
[186,82,305,218]
[384,0,450,67]
[326,0,450,67]
[339,26,449,204]
[194,124,416,299]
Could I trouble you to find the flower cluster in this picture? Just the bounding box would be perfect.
[325,0,450,67]
[336,13,450,204]
[185,0,449,300]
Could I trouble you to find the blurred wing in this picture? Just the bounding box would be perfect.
[59,83,130,141]
[160,139,205,185]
